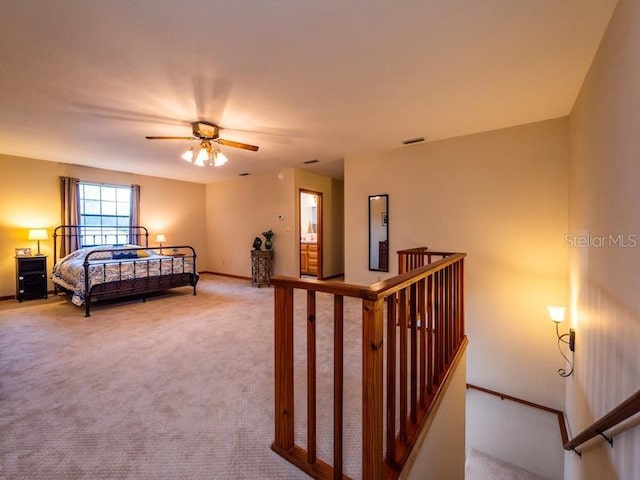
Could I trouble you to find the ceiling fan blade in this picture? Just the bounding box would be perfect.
[145,136,197,140]
[216,138,259,151]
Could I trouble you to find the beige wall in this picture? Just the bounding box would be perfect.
[205,169,296,277]
[566,0,640,478]
[344,118,569,477]
[405,349,467,480]
[204,168,344,279]
[0,154,206,297]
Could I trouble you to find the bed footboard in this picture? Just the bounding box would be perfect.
[83,246,198,317]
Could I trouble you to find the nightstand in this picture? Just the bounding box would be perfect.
[251,249,273,287]
[15,256,48,301]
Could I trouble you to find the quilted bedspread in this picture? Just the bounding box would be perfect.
[52,245,195,306]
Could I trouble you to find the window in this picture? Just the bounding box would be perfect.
[78,182,131,246]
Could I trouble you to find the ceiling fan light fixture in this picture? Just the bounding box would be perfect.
[146,120,258,167]
[213,150,228,167]
[181,147,194,162]
[194,143,209,166]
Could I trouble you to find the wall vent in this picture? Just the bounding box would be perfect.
[402,137,425,145]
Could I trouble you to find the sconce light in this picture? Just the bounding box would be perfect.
[547,305,575,377]
[156,234,166,254]
[28,229,49,255]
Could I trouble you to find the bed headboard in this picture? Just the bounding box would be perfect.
[53,225,149,264]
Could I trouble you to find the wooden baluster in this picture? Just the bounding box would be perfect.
[386,293,397,465]
[410,283,418,425]
[363,298,385,480]
[307,290,317,464]
[427,275,434,395]
[459,260,465,343]
[435,271,443,384]
[418,278,426,408]
[454,262,460,345]
[451,266,456,354]
[273,285,295,451]
[441,269,447,375]
[441,269,447,377]
[448,265,454,358]
[444,266,451,362]
[398,288,408,441]
[334,295,344,479]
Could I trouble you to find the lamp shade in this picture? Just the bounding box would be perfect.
[181,148,194,162]
[213,150,228,167]
[28,229,49,241]
[155,234,166,243]
[547,305,566,323]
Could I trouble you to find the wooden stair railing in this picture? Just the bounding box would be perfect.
[466,384,640,457]
[271,251,466,480]
[564,388,640,455]
[466,384,569,446]
[397,247,457,275]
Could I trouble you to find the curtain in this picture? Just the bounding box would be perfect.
[130,184,141,245]
[59,176,80,257]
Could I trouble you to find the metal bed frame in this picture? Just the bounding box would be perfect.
[53,225,198,316]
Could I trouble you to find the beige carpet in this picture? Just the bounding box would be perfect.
[0,274,365,479]
[465,449,552,480]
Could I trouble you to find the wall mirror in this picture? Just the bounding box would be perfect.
[369,194,389,272]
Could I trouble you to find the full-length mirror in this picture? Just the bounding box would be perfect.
[369,194,389,271]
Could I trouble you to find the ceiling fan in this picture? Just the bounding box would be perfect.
[145,121,259,167]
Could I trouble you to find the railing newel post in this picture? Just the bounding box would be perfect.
[363,297,385,480]
[386,292,397,465]
[273,284,295,451]
[398,288,408,441]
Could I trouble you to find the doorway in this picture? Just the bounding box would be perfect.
[299,189,323,279]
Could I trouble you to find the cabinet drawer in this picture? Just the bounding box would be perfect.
[307,244,317,252]
[18,257,46,274]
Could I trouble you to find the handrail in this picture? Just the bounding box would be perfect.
[466,384,568,446]
[271,253,466,302]
[271,249,467,479]
[467,384,640,457]
[564,388,640,453]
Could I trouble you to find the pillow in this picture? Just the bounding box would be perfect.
[85,249,113,260]
[112,250,138,260]
[137,249,150,257]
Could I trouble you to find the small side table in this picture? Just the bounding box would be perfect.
[16,255,48,302]
[251,249,273,287]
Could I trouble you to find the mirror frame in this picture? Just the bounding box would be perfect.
[368,194,389,272]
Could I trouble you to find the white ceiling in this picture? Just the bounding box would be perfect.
[0,0,617,184]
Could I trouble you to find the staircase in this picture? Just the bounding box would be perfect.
[465,449,552,480]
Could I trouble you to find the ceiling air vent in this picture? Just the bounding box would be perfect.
[303,159,319,164]
[402,137,425,145]
[238,172,251,176]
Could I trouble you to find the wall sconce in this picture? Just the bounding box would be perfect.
[547,305,575,377]
[156,234,166,254]
[28,229,49,255]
